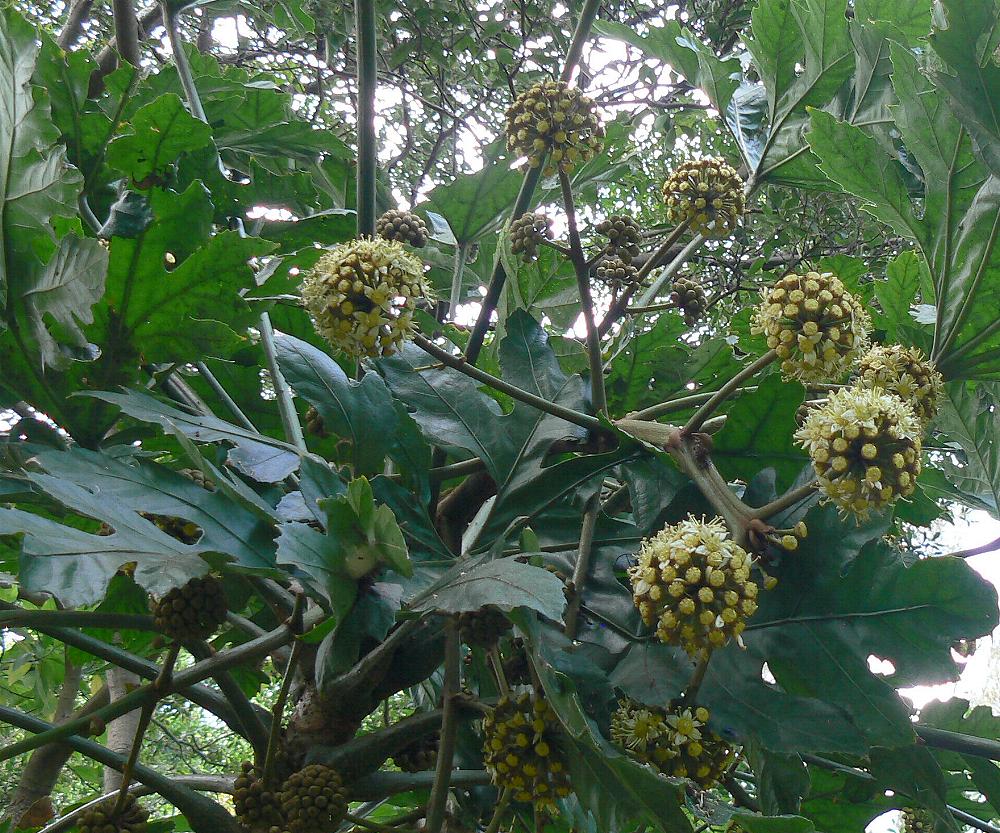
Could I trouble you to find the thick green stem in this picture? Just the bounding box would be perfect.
[113,645,180,815]
[637,234,706,306]
[0,615,304,762]
[559,168,606,416]
[559,0,602,81]
[684,351,777,434]
[195,362,259,432]
[564,493,600,638]
[0,601,252,737]
[448,243,470,318]
[264,628,303,781]
[425,621,460,833]
[465,167,542,364]
[413,333,602,432]
[0,706,240,833]
[354,0,377,236]
[751,479,819,520]
[259,313,307,450]
[0,609,154,630]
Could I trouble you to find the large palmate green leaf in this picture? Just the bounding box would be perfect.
[88,388,302,482]
[806,110,922,242]
[929,0,1000,177]
[379,342,513,481]
[31,447,277,572]
[712,373,808,492]
[592,20,739,114]
[748,0,854,180]
[0,7,106,370]
[874,250,923,341]
[105,93,213,183]
[411,558,565,621]
[421,143,522,244]
[92,184,274,363]
[0,474,212,606]
[275,332,422,476]
[935,382,1000,516]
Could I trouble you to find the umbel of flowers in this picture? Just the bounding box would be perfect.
[302,237,429,358]
[751,270,871,382]
[855,343,943,426]
[610,699,735,787]
[628,516,768,656]
[795,385,922,518]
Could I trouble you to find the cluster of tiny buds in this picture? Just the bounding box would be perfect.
[610,699,735,787]
[510,212,554,263]
[505,80,605,176]
[375,209,428,248]
[662,157,745,238]
[595,215,642,261]
[595,255,641,289]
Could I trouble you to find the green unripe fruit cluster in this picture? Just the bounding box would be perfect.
[151,575,228,643]
[662,157,744,238]
[376,209,429,248]
[610,699,735,788]
[510,212,554,263]
[595,215,642,261]
[77,795,148,833]
[302,237,429,358]
[629,516,766,656]
[483,691,572,810]
[505,80,604,176]
[751,270,871,382]
[795,386,922,519]
[670,277,707,326]
[278,764,349,833]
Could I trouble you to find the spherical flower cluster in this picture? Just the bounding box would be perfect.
[628,516,763,656]
[596,215,642,261]
[78,795,148,833]
[794,386,922,518]
[151,575,228,643]
[670,277,707,326]
[376,209,428,248]
[278,764,349,833]
[505,80,604,175]
[595,256,640,289]
[482,691,572,809]
[301,238,429,358]
[751,271,871,382]
[458,606,512,649]
[901,807,933,833]
[662,157,744,238]
[510,212,554,263]
[856,344,943,426]
[610,700,735,788]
